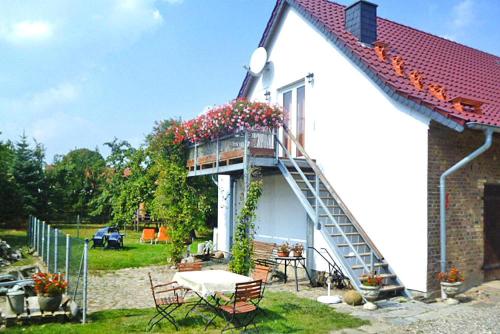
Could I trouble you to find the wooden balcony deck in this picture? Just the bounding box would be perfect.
[186,130,312,177]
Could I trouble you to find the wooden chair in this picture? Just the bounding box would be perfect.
[177,262,203,272]
[140,228,156,244]
[206,280,264,332]
[147,273,190,331]
[155,226,171,244]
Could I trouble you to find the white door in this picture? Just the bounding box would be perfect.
[280,82,306,158]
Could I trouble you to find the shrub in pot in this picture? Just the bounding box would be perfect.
[359,272,383,302]
[292,243,304,257]
[33,272,68,312]
[438,267,464,303]
[277,242,290,257]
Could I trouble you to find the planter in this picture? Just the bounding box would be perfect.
[441,281,463,299]
[293,251,303,257]
[7,290,25,314]
[359,284,381,302]
[38,294,62,312]
[277,251,289,257]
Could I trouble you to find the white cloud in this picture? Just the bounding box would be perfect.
[451,0,474,29]
[1,82,80,114]
[442,0,476,40]
[163,0,184,4]
[0,20,53,44]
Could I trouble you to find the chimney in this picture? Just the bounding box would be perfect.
[345,0,378,45]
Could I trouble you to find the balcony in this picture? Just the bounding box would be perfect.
[187,130,277,176]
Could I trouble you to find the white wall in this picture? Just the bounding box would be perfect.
[216,175,232,253]
[246,7,429,292]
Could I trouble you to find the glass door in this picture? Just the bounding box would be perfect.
[280,83,306,158]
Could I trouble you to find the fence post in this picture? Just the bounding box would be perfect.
[82,239,89,324]
[46,225,51,269]
[41,221,46,260]
[35,219,39,254]
[65,234,71,289]
[54,228,59,273]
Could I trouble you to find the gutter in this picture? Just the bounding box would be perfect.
[439,123,498,272]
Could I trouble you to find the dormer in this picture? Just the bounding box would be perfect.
[448,96,485,114]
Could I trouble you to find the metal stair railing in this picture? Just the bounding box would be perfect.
[279,126,384,260]
[273,131,371,288]
[273,125,399,291]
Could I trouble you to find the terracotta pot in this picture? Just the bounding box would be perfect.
[440,281,463,299]
[38,294,62,312]
[293,250,303,257]
[359,284,381,302]
[277,251,289,257]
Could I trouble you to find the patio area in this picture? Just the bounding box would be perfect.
[87,262,500,333]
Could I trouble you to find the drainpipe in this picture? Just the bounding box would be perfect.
[439,127,494,273]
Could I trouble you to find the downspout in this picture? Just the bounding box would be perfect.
[439,127,494,273]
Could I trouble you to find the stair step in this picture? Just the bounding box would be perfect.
[290,171,315,176]
[324,223,352,227]
[337,242,367,247]
[351,262,387,270]
[331,232,359,237]
[344,252,371,258]
[360,273,396,280]
[321,213,346,217]
[380,285,405,293]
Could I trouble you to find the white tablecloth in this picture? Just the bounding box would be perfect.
[172,269,252,297]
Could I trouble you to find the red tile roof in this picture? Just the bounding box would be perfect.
[239,0,500,130]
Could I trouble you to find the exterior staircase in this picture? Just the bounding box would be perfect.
[274,127,407,298]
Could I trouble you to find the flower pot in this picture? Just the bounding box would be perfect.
[359,284,381,302]
[38,295,62,312]
[440,281,463,299]
[277,251,289,257]
[293,251,302,257]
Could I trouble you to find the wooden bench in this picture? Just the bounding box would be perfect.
[252,240,284,281]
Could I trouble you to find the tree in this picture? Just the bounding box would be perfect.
[149,120,215,263]
[0,134,22,223]
[12,134,46,218]
[46,148,106,221]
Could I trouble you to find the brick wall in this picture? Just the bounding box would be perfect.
[427,122,500,293]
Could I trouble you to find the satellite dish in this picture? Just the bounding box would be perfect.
[248,47,268,77]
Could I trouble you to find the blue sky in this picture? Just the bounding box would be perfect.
[0,0,498,161]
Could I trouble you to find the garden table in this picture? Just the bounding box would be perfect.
[274,256,312,292]
[172,269,252,297]
[172,269,252,327]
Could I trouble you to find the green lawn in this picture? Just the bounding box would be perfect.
[53,224,208,271]
[5,291,368,333]
[0,229,36,267]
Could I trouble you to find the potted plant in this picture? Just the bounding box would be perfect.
[359,272,383,303]
[277,242,290,257]
[33,272,68,312]
[438,267,464,303]
[292,243,304,257]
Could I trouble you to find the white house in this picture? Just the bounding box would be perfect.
[189,0,500,296]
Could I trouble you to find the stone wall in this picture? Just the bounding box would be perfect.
[427,122,500,293]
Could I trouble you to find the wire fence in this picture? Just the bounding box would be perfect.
[27,216,89,323]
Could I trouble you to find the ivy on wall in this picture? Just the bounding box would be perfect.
[229,170,263,276]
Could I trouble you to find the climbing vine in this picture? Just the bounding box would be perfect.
[229,170,263,276]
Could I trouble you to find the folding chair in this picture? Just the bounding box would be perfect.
[177,262,204,318]
[207,280,264,332]
[252,264,271,294]
[147,273,190,331]
[177,262,203,272]
[155,226,171,244]
[140,228,156,244]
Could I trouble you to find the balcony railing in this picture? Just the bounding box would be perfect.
[187,130,275,172]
